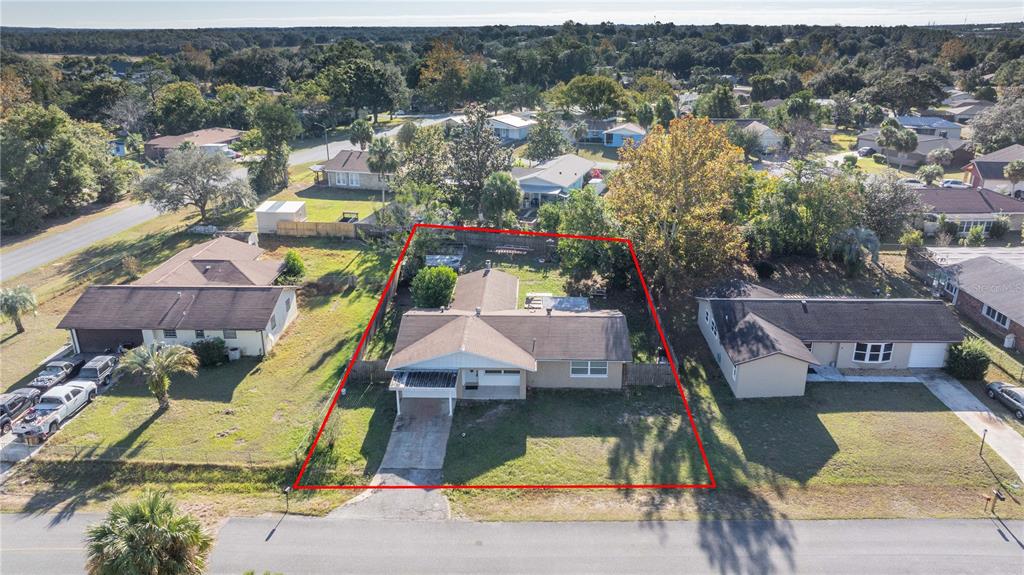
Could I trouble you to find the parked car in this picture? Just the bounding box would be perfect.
[0,388,41,435]
[986,381,1024,420]
[27,361,77,391]
[857,147,876,157]
[899,178,926,188]
[13,381,97,439]
[941,179,970,188]
[78,355,118,386]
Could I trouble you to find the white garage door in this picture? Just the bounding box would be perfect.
[908,343,948,368]
[479,369,520,386]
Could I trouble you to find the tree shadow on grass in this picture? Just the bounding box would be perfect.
[107,359,256,403]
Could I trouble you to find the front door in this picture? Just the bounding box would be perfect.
[463,369,479,390]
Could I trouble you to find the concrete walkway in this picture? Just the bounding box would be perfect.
[330,398,452,520]
[915,370,1024,481]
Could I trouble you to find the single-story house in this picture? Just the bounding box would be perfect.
[914,187,1024,234]
[512,154,596,209]
[697,296,963,398]
[896,115,963,139]
[59,237,295,356]
[603,122,646,148]
[713,118,784,153]
[941,89,975,107]
[489,113,537,141]
[385,267,632,413]
[856,129,972,168]
[942,101,994,124]
[144,127,244,161]
[316,150,386,190]
[569,117,617,143]
[963,144,1024,198]
[255,200,307,234]
[59,286,297,357]
[937,256,1024,353]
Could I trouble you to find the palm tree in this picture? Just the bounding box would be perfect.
[0,285,37,334]
[115,344,198,409]
[367,137,399,212]
[571,121,588,153]
[86,490,212,575]
[830,227,880,276]
[348,118,374,150]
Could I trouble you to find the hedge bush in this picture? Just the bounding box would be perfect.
[411,266,457,308]
[945,337,991,380]
[988,218,1009,240]
[191,337,227,367]
[872,153,886,164]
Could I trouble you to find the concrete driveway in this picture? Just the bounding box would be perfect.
[915,370,1024,481]
[331,398,453,520]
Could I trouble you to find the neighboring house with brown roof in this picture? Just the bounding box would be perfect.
[696,296,963,398]
[143,127,244,161]
[318,150,386,191]
[59,238,296,356]
[385,267,632,413]
[935,256,1024,354]
[963,144,1024,198]
[915,187,1024,234]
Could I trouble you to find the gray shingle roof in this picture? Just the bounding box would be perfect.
[703,298,963,364]
[449,269,519,312]
[58,286,287,331]
[134,237,282,286]
[970,144,1024,180]
[322,150,372,174]
[945,256,1024,325]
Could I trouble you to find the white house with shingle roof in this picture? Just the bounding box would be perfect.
[386,267,632,413]
[512,154,596,210]
[488,113,538,141]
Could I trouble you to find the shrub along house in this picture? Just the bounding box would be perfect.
[58,238,297,356]
[385,267,632,414]
[696,295,963,398]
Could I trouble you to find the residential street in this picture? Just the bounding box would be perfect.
[0,117,455,283]
[2,513,1022,574]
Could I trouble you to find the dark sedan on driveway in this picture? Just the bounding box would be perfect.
[986,381,1024,420]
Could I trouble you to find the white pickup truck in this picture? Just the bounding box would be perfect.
[13,381,97,439]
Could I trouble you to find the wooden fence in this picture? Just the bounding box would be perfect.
[276,220,357,238]
[623,362,676,387]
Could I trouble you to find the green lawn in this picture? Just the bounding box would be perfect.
[444,387,707,487]
[45,239,393,465]
[854,157,967,181]
[240,161,384,229]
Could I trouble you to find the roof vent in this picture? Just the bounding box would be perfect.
[800,300,808,313]
[475,307,481,316]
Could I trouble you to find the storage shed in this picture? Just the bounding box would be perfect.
[255,201,307,234]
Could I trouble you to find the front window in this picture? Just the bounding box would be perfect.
[270,314,277,330]
[982,304,1010,328]
[223,329,237,339]
[163,329,177,339]
[195,330,205,339]
[335,172,348,186]
[956,220,993,235]
[853,342,893,363]
[570,360,609,377]
[350,173,360,187]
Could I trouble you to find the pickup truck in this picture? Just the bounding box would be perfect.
[14,381,96,439]
[0,388,41,435]
[27,361,78,391]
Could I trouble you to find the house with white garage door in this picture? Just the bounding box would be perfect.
[696,295,963,398]
[385,266,632,414]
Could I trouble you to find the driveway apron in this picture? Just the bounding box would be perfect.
[331,398,453,520]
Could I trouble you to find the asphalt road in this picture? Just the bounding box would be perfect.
[0,117,451,283]
[3,513,1022,574]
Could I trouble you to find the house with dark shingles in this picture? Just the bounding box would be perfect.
[914,187,1024,234]
[696,295,963,398]
[386,267,632,414]
[59,238,297,356]
[963,144,1024,198]
[938,256,1024,353]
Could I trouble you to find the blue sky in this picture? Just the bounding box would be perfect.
[1,0,1020,28]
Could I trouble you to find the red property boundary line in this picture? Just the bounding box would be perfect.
[293,223,717,490]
